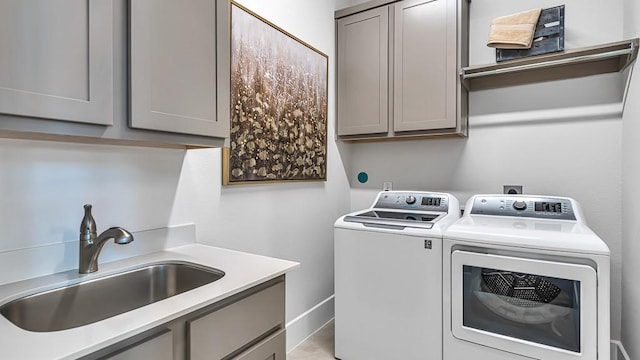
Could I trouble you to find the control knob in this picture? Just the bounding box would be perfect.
[406,195,417,205]
[513,200,527,211]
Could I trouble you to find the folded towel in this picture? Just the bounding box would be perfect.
[487,8,542,49]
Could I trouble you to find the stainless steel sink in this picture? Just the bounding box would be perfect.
[0,262,225,332]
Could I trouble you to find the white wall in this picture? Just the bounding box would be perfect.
[622,0,640,357]
[0,0,350,352]
[0,138,189,284]
[171,0,351,350]
[0,0,192,284]
[0,0,633,354]
[344,0,625,340]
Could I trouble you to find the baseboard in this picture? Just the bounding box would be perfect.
[611,340,631,360]
[286,294,335,352]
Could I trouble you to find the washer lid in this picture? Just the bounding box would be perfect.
[343,210,440,230]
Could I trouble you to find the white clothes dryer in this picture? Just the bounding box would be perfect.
[443,194,610,360]
[334,191,461,360]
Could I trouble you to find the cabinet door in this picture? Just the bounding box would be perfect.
[337,6,389,136]
[130,0,227,137]
[393,0,457,132]
[0,0,113,125]
[188,282,285,360]
[233,329,286,360]
[103,330,173,360]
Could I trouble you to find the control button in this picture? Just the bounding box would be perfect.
[406,195,417,204]
[513,201,527,211]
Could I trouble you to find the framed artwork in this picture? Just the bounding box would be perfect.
[223,2,328,185]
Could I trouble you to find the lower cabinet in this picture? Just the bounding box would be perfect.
[103,330,173,360]
[188,280,284,359]
[83,277,285,360]
[233,329,286,360]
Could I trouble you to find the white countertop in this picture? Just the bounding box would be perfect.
[0,244,300,360]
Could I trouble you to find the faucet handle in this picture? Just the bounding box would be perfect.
[80,204,97,240]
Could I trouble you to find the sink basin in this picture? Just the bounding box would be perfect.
[0,262,225,332]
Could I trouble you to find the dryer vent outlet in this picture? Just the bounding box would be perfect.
[503,185,523,194]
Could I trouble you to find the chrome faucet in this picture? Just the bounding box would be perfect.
[79,204,134,274]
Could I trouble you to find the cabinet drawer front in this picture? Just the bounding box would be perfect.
[188,282,285,360]
[232,329,286,360]
[103,330,173,360]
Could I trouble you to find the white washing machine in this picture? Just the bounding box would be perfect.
[334,191,461,360]
[443,194,610,360]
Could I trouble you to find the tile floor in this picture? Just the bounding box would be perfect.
[288,320,335,360]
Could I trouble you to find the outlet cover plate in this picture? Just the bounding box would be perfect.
[503,185,523,194]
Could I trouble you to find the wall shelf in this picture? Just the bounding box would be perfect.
[461,38,639,91]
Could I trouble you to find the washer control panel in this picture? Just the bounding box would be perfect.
[470,195,576,220]
[373,191,449,212]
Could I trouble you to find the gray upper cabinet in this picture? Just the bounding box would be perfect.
[393,0,456,132]
[336,6,389,136]
[336,0,468,140]
[0,0,229,148]
[0,0,113,125]
[129,0,228,138]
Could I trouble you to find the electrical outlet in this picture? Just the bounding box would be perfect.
[503,185,523,194]
[383,182,393,191]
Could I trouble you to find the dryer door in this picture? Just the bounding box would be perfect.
[451,250,597,359]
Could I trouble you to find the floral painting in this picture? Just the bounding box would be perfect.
[224,2,328,184]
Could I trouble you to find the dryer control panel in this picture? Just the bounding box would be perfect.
[373,191,450,212]
[470,195,576,220]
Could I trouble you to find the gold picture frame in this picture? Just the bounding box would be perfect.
[223,2,328,185]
